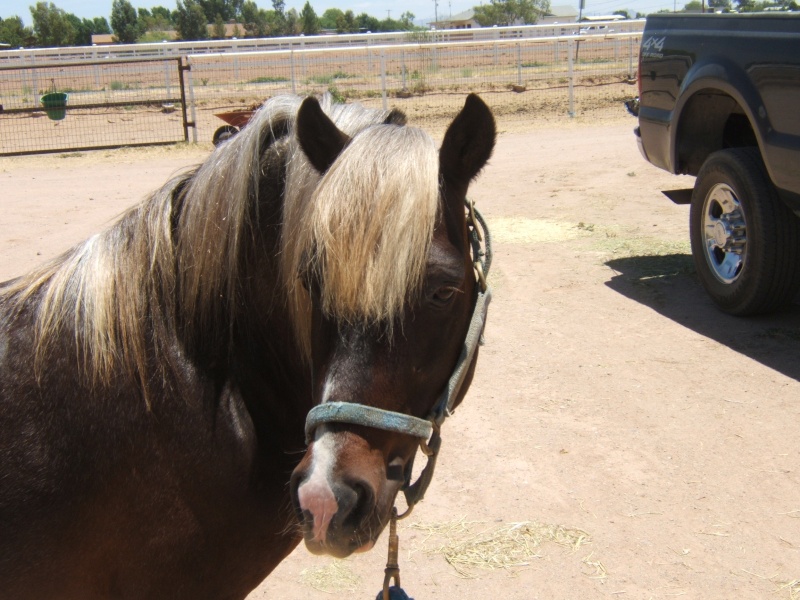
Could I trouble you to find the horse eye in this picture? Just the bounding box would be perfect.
[432,286,462,305]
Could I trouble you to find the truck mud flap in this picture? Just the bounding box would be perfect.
[661,189,694,205]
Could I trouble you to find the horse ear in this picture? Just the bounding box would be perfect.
[296,96,351,174]
[383,108,407,126]
[439,94,496,185]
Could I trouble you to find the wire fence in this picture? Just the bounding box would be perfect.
[0,57,188,156]
[0,29,641,155]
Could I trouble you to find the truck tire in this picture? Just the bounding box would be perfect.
[690,147,800,315]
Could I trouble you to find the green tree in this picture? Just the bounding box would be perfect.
[66,13,105,45]
[241,0,267,36]
[472,0,550,26]
[175,0,209,40]
[708,0,732,9]
[0,15,34,47]
[682,0,703,10]
[30,2,75,47]
[285,7,299,34]
[212,12,226,37]
[399,11,416,29]
[197,0,243,22]
[269,0,289,36]
[139,6,172,34]
[334,9,357,32]
[299,1,319,34]
[355,12,379,32]
[111,0,142,42]
[319,7,343,29]
[151,6,173,24]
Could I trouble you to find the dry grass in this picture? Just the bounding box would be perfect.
[299,560,361,594]
[406,517,592,578]
[489,217,582,245]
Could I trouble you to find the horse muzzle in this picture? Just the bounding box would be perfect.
[289,431,400,558]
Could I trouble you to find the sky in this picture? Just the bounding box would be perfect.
[1,0,680,28]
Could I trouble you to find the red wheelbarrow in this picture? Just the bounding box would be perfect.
[212,109,255,146]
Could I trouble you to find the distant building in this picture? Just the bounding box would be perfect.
[540,5,580,24]
[433,5,581,29]
[431,8,479,29]
[91,34,117,45]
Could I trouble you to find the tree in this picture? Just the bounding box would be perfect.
[111,0,141,43]
[271,0,286,35]
[241,0,268,36]
[30,2,75,47]
[335,9,357,33]
[197,0,243,22]
[355,12,379,32]
[472,0,550,26]
[66,13,106,45]
[319,8,343,30]
[0,15,34,47]
[212,13,226,38]
[285,7,299,34]
[175,0,209,40]
[151,6,174,25]
[399,11,416,29]
[708,0,732,9]
[299,1,319,34]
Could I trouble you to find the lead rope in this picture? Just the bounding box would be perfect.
[380,508,403,600]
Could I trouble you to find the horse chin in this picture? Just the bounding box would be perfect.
[302,534,375,559]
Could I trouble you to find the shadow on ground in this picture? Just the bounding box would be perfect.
[605,254,800,382]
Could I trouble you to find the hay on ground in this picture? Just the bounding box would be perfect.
[300,560,361,594]
[407,518,591,578]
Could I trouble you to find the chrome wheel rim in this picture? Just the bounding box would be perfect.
[701,183,747,284]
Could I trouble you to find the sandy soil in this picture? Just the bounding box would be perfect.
[1,114,799,600]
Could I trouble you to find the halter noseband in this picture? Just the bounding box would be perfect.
[303,198,492,516]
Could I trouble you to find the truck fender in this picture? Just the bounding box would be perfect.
[671,56,768,174]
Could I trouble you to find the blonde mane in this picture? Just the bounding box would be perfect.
[0,95,441,391]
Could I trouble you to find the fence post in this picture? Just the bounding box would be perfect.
[628,36,635,78]
[185,56,198,143]
[380,49,387,111]
[516,43,522,87]
[401,48,407,91]
[290,48,297,95]
[567,38,575,118]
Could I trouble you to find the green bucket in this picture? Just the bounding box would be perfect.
[41,92,68,121]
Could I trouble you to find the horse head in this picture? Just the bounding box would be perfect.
[288,95,496,557]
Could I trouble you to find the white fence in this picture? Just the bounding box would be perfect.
[0,20,644,63]
[0,23,643,154]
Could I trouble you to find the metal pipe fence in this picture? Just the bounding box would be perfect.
[0,30,641,155]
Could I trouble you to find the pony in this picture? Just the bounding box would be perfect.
[0,92,496,599]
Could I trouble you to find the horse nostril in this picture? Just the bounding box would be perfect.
[341,479,375,528]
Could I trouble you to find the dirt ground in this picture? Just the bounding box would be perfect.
[1,112,799,600]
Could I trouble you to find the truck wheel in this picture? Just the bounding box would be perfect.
[690,147,800,315]
[212,125,238,147]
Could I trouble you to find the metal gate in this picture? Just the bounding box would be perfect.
[0,57,191,156]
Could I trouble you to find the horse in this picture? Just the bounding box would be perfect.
[0,92,496,599]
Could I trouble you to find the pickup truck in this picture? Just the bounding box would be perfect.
[631,13,800,315]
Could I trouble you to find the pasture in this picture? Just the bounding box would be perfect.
[1,106,799,599]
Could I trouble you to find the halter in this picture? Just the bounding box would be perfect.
[304,198,492,517]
